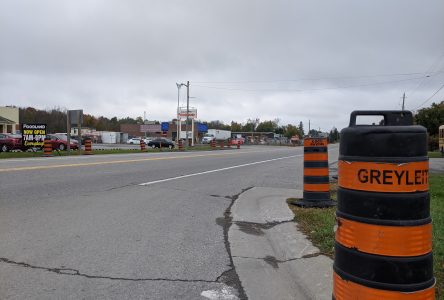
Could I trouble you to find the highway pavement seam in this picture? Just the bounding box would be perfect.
[0,187,256,300]
[232,252,324,268]
[215,187,254,300]
[0,257,218,283]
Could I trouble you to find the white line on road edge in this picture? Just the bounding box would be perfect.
[139,154,301,186]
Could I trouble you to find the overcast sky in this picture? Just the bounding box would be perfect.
[1,0,444,131]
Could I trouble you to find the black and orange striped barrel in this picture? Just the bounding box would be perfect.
[178,140,184,151]
[295,137,334,207]
[334,110,435,299]
[83,138,93,155]
[211,139,216,149]
[220,140,224,149]
[140,140,146,152]
[43,138,53,157]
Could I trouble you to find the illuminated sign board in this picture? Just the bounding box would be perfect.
[22,124,47,148]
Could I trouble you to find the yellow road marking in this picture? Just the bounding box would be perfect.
[0,149,285,173]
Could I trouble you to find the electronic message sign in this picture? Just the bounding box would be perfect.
[22,124,47,148]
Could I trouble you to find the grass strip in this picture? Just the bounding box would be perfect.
[288,176,444,298]
[429,151,444,158]
[287,183,337,258]
[0,145,220,159]
[430,174,444,298]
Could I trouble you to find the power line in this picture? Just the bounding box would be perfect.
[192,71,438,85]
[407,52,444,97]
[413,82,444,110]
[193,76,427,93]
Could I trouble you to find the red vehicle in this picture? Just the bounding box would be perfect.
[230,138,245,145]
[46,134,78,151]
[0,133,22,152]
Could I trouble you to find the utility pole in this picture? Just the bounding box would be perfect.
[308,120,311,137]
[144,111,147,138]
[186,81,190,148]
[176,83,182,143]
[402,92,406,111]
[66,111,71,155]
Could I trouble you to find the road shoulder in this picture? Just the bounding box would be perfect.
[229,187,332,300]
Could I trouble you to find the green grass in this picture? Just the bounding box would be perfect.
[429,151,444,158]
[0,144,229,159]
[288,177,444,297]
[287,183,337,258]
[431,174,444,298]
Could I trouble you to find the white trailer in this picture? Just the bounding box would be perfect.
[202,129,231,143]
[100,131,122,144]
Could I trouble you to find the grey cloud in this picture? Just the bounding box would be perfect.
[1,0,443,131]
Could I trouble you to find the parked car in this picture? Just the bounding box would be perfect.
[46,134,78,151]
[143,138,152,144]
[127,138,141,144]
[0,133,22,152]
[230,138,245,145]
[147,138,175,149]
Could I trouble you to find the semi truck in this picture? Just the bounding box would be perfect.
[202,129,231,144]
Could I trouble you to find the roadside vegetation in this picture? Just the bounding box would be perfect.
[0,144,230,159]
[430,174,444,298]
[287,183,337,258]
[429,151,444,158]
[288,176,444,298]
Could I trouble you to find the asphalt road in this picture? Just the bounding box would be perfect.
[0,145,339,299]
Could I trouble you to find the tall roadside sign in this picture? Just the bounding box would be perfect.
[67,109,83,155]
[21,124,46,149]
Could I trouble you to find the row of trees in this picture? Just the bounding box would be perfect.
[414,101,444,150]
[202,118,305,139]
[19,107,142,133]
[18,106,344,142]
[19,100,444,143]
[18,107,310,138]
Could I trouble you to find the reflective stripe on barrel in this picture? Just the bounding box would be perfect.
[334,110,434,299]
[333,272,435,300]
[43,140,52,156]
[336,217,432,257]
[140,140,146,151]
[302,137,330,203]
[84,139,93,155]
[338,160,429,193]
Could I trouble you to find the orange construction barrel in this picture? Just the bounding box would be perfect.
[293,137,335,207]
[140,140,146,152]
[43,138,53,157]
[83,138,93,155]
[334,110,435,299]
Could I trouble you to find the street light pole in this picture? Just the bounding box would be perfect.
[176,83,182,143]
[186,81,190,148]
[176,82,190,147]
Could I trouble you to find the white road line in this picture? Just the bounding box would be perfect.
[139,154,301,186]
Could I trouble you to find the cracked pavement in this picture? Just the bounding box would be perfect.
[0,145,339,299]
[229,187,333,300]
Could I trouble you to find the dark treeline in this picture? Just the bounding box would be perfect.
[414,101,444,150]
[19,107,141,133]
[17,106,342,141]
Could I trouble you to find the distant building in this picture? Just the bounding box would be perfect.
[0,106,19,134]
[120,121,206,142]
[120,124,144,138]
[70,127,96,136]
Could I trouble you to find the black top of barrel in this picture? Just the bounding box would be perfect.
[341,110,427,157]
[349,110,413,127]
